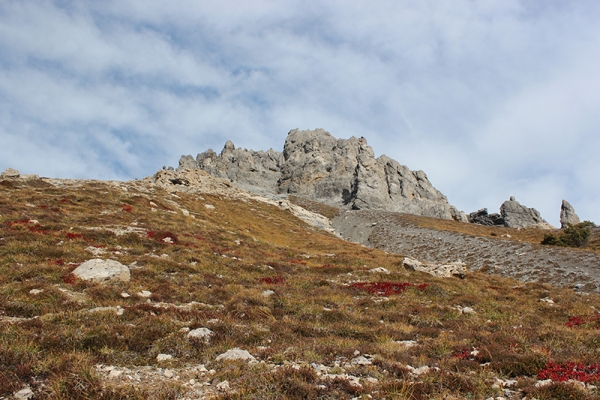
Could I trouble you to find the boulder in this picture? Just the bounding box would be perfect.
[500,196,554,229]
[180,129,468,221]
[560,200,580,228]
[0,168,20,179]
[72,259,131,282]
[403,257,466,278]
[187,327,213,342]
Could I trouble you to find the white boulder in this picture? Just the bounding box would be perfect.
[215,348,256,362]
[72,259,130,282]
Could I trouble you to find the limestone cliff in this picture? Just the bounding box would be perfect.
[179,129,467,221]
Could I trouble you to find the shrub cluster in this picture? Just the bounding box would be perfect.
[541,221,595,248]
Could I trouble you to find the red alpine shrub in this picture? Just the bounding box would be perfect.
[350,282,428,297]
[565,314,600,328]
[538,362,600,383]
[63,274,78,285]
[258,276,285,284]
[147,231,178,244]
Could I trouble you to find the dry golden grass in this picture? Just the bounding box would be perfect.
[406,213,600,254]
[0,178,599,399]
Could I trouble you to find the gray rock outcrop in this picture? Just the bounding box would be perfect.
[0,168,39,181]
[180,140,284,196]
[468,208,504,226]
[72,259,131,282]
[500,196,554,229]
[402,257,467,278]
[1,168,20,179]
[469,197,554,229]
[560,200,580,228]
[179,129,467,221]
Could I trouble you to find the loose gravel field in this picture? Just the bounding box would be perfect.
[332,210,600,292]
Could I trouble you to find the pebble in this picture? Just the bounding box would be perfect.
[157,354,173,362]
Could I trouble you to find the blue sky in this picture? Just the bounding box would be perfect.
[1,0,599,226]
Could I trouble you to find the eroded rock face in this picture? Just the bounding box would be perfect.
[180,140,284,196]
[500,196,554,229]
[560,200,580,228]
[179,129,467,221]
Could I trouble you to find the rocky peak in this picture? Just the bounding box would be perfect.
[179,129,467,221]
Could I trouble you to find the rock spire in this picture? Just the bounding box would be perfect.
[560,200,581,228]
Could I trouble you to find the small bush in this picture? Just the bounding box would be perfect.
[542,221,595,248]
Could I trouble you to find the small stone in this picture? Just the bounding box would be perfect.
[85,246,107,256]
[13,387,33,399]
[205,204,215,210]
[157,354,173,362]
[121,292,130,298]
[108,370,123,379]
[187,327,213,342]
[138,290,152,298]
[369,267,390,274]
[540,297,554,304]
[396,340,418,348]
[262,290,275,297]
[29,289,43,295]
[163,369,174,378]
[351,356,372,366]
[216,380,230,391]
[215,348,256,362]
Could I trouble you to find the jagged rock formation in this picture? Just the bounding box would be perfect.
[179,129,467,221]
[469,196,554,229]
[468,208,504,226]
[560,200,580,228]
[178,141,283,196]
[500,196,554,229]
[0,168,39,180]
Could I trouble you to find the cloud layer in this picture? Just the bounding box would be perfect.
[1,0,599,225]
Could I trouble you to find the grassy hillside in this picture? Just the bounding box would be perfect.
[1,177,599,399]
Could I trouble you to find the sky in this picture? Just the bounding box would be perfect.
[1,0,599,226]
